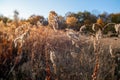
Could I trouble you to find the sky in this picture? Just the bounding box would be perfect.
[0,0,120,19]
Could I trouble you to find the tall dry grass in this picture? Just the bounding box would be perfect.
[0,26,120,80]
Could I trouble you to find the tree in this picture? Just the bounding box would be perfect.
[65,12,76,19]
[99,12,109,23]
[97,17,104,25]
[110,13,120,23]
[76,11,97,27]
[0,15,10,24]
[28,15,44,25]
[66,16,78,28]
[58,15,66,29]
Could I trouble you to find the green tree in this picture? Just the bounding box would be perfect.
[110,13,120,23]
[58,15,66,29]
[28,15,44,25]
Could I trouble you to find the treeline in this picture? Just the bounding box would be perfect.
[0,10,120,31]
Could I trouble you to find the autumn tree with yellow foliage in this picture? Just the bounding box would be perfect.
[66,16,78,28]
[97,17,104,26]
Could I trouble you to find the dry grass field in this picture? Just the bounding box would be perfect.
[0,25,120,80]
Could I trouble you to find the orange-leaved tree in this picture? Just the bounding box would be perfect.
[97,17,104,26]
[66,16,78,28]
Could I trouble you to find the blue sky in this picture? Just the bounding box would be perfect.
[0,0,120,19]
